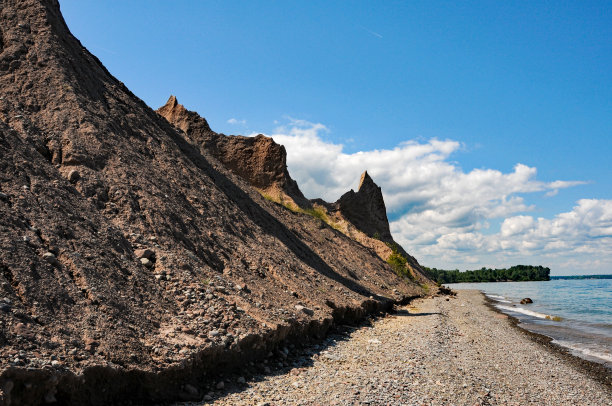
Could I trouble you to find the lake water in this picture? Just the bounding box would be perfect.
[447,279,612,369]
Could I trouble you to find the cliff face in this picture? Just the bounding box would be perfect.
[0,1,425,404]
[157,96,310,208]
[330,172,428,282]
[336,171,393,242]
[157,98,427,281]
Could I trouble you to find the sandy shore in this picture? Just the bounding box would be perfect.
[182,290,611,405]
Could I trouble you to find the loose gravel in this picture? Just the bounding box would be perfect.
[183,290,611,405]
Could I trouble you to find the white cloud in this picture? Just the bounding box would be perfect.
[252,118,609,275]
[227,118,247,125]
[501,216,535,237]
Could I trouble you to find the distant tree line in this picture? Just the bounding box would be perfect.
[423,265,550,284]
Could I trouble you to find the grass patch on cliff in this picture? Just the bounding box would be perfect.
[386,243,414,280]
[303,206,327,221]
[259,191,343,232]
[261,192,277,203]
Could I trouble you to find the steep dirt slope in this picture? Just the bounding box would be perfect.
[157,100,427,282]
[0,1,426,404]
[331,172,427,281]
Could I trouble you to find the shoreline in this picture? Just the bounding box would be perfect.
[186,289,610,405]
[481,292,612,387]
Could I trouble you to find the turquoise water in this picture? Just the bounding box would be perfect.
[447,279,612,368]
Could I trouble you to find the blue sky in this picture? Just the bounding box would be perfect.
[60,1,612,275]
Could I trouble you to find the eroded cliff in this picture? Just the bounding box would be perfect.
[0,1,428,404]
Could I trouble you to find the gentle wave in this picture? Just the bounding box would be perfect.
[485,294,511,303]
[553,339,612,364]
[495,304,560,320]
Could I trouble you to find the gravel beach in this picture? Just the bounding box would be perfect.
[182,290,611,405]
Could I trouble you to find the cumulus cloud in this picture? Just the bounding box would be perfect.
[253,118,609,274]
[227,118,247,125]
[501,216,535,237]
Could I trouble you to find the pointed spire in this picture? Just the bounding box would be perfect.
[167,95,177,106]
[358,170,375,192]
[337,171,391,241]
[164,95,178,109]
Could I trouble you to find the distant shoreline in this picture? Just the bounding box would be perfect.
[445,274,612,283]
[550,274,612,280]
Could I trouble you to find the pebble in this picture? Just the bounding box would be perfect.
[42,252,58,265]
[294,305,314,316]
[140,258,153,268]
[67,169,80,183]
[135,248,154,259]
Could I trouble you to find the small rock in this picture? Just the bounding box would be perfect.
[0,303,11,312]
[84,337,99,353]
[209,330,220,338]
[140,258,153,268]
[67,169,80,183]
[237,376,246,384]
[134,248,154,259]
[42,252,59,266]
[0,192,8,201]
[216,381,225,390]
[295,305,314,316]
[520,298,533,304]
